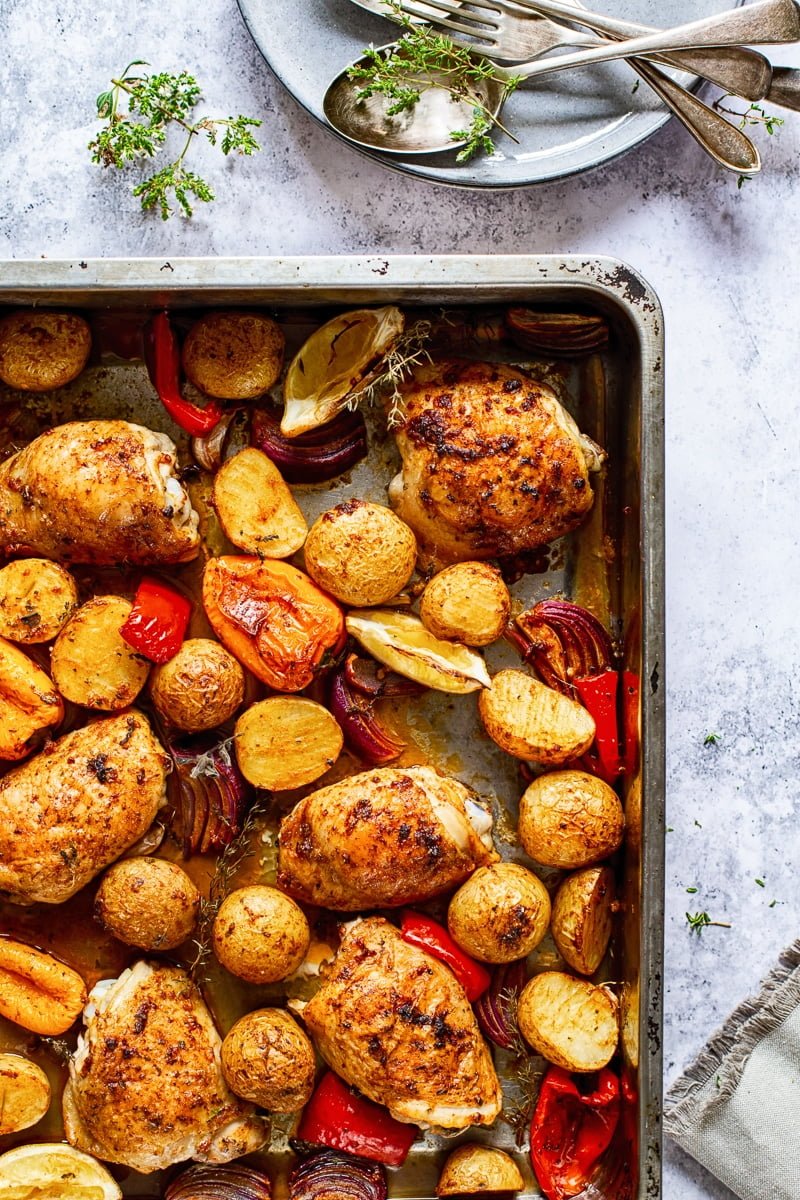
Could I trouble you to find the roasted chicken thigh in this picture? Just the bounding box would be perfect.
[0,711,169,905]
[299,917,502,1128]
[0,420,200,564]
[63,961,268,1173]
[277,765,497,910]
[389,359,603,567]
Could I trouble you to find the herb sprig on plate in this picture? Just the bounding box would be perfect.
[89,61,262,219]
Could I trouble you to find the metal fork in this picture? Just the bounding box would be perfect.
[390,0,772,97]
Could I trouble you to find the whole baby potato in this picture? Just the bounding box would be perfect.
[94,857,200,950]
[304,499,417,607]
[213,885,310,984]
[448,862,550,963]
[517,971,618,1072]
[0,559,78,644]
[221,1007,316,1112]
[437,1144,524,1196]
[518,769,624,869]
[0,311,91,392]
[149,638,245,732]
[182,310,285,400]
[550,865,615,976]
[420,562,511,647]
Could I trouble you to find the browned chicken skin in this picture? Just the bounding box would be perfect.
[63,961,268,1173]
[299,917,502,1128]
[389,359,603,567]
[277,765,498,910]
[0,711,169,905]
[0,420,200,564]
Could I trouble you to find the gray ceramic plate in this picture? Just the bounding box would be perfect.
[237,0,729,186]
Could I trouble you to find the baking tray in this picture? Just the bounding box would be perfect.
[0,255,665,1200]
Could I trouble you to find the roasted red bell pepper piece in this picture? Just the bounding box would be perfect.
[621,670,640,777]
[530,1066,621,1200]
[400,910,491,1001]
[120,577,192,663]
[576,668,621,785]
[143,311,223,437]
[296,1071,417,1167]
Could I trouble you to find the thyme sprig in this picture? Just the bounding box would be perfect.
[496,988,544,1146]
[686,911,731,934]
[89,61,262,219]
[346,318,433,426]
[348,5,521,162]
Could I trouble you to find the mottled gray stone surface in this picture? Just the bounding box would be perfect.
[2,1,800,1196]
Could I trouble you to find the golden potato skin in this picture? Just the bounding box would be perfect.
[182,311,285,400]
[221,1008,315,1112]
[149,638,245,732]
[0,1054,52,1135]
[234,696,343,791]
[448,862,550,963]
[0,635,64,761]
[437,1144,524,1196]
[212,886,310,984]
[517,971,618,1072]
[479,669,595,764]
[0,311,91,391]
[420,562,510,647]
[551,865,615,976]
[304,499,417,607]
[51,596,150,711]
[0,559,78,644]
[518,769,624,869]
[94,857,200,950]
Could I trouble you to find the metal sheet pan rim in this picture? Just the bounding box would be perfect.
[0,254,665,1200]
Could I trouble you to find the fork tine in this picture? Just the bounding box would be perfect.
[393,0,500,39]
[398,0,498,29]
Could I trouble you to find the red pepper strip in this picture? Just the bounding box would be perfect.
[296,1071,417,1167]
[400,910,491,1002]
[143,311,223,437]
[621,670,640,777]
[575,669,622,786]
[530,1066,621,1200]
[620,1064,638,1153]
[120,577,192,664]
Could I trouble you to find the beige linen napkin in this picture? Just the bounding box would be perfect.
[664,940,800,1200]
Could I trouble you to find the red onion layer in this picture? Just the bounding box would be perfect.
[251,405,367,483]
[165,1162,272,1199]
[289,1150,387,1200]
[166,734,251,858]
[329,669,405,766]
[513,600,614,695]
[475,959,528,1050]
[343,653,426,699]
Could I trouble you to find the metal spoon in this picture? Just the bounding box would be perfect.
[324,0,800,156]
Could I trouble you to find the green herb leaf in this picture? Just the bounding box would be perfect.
[686,886,698,894]
[686,910,731,933]
[704,732,721,745]
[755,878,765,887]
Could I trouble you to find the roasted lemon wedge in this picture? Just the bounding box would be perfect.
[0,1143,122,1198]
[281,306,404,436]
[345,609,491,694]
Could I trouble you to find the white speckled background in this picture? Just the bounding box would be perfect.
[2,0,800,1195]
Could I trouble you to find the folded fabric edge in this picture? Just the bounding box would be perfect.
[664,938,800,1141]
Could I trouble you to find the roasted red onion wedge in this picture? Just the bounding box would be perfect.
[166,734,252,857]
[475,959,528,1050]
[165,1162,272,1199]
[191,408,242,472]
[251,405,367,483]
[289,1150,387,1200]
[513,599,614,695]
[329,669,404,766]
[343,653,426,699]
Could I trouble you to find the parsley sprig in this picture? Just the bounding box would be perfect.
[89,61,262,219]
[348,6,521,162]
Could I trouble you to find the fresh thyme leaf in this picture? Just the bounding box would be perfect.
[755,877,765,887]
[769,899,778,908]
[694,819,703,827]
[715,96,785,136]
[89,62,262,220]
[703,732,720,745]
[686,886,698,894]
[345,318,432,426]
[347,5,518,161]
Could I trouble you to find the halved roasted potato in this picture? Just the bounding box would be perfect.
[0,1054,52,1135]
[182,310,285,400]
[213,448,307,559]
[478,670,595,764]
[0,559,78,644]
[420,562,511,647]
[304,499,417,607]
[235,697,343,791]
[51,596,150,710]
[0,311,91,392]
[437,1144,524,1195]
[551,865,615,975]
[517,971,618,1071]
[0,636,64,760]
[518,769,624,869]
